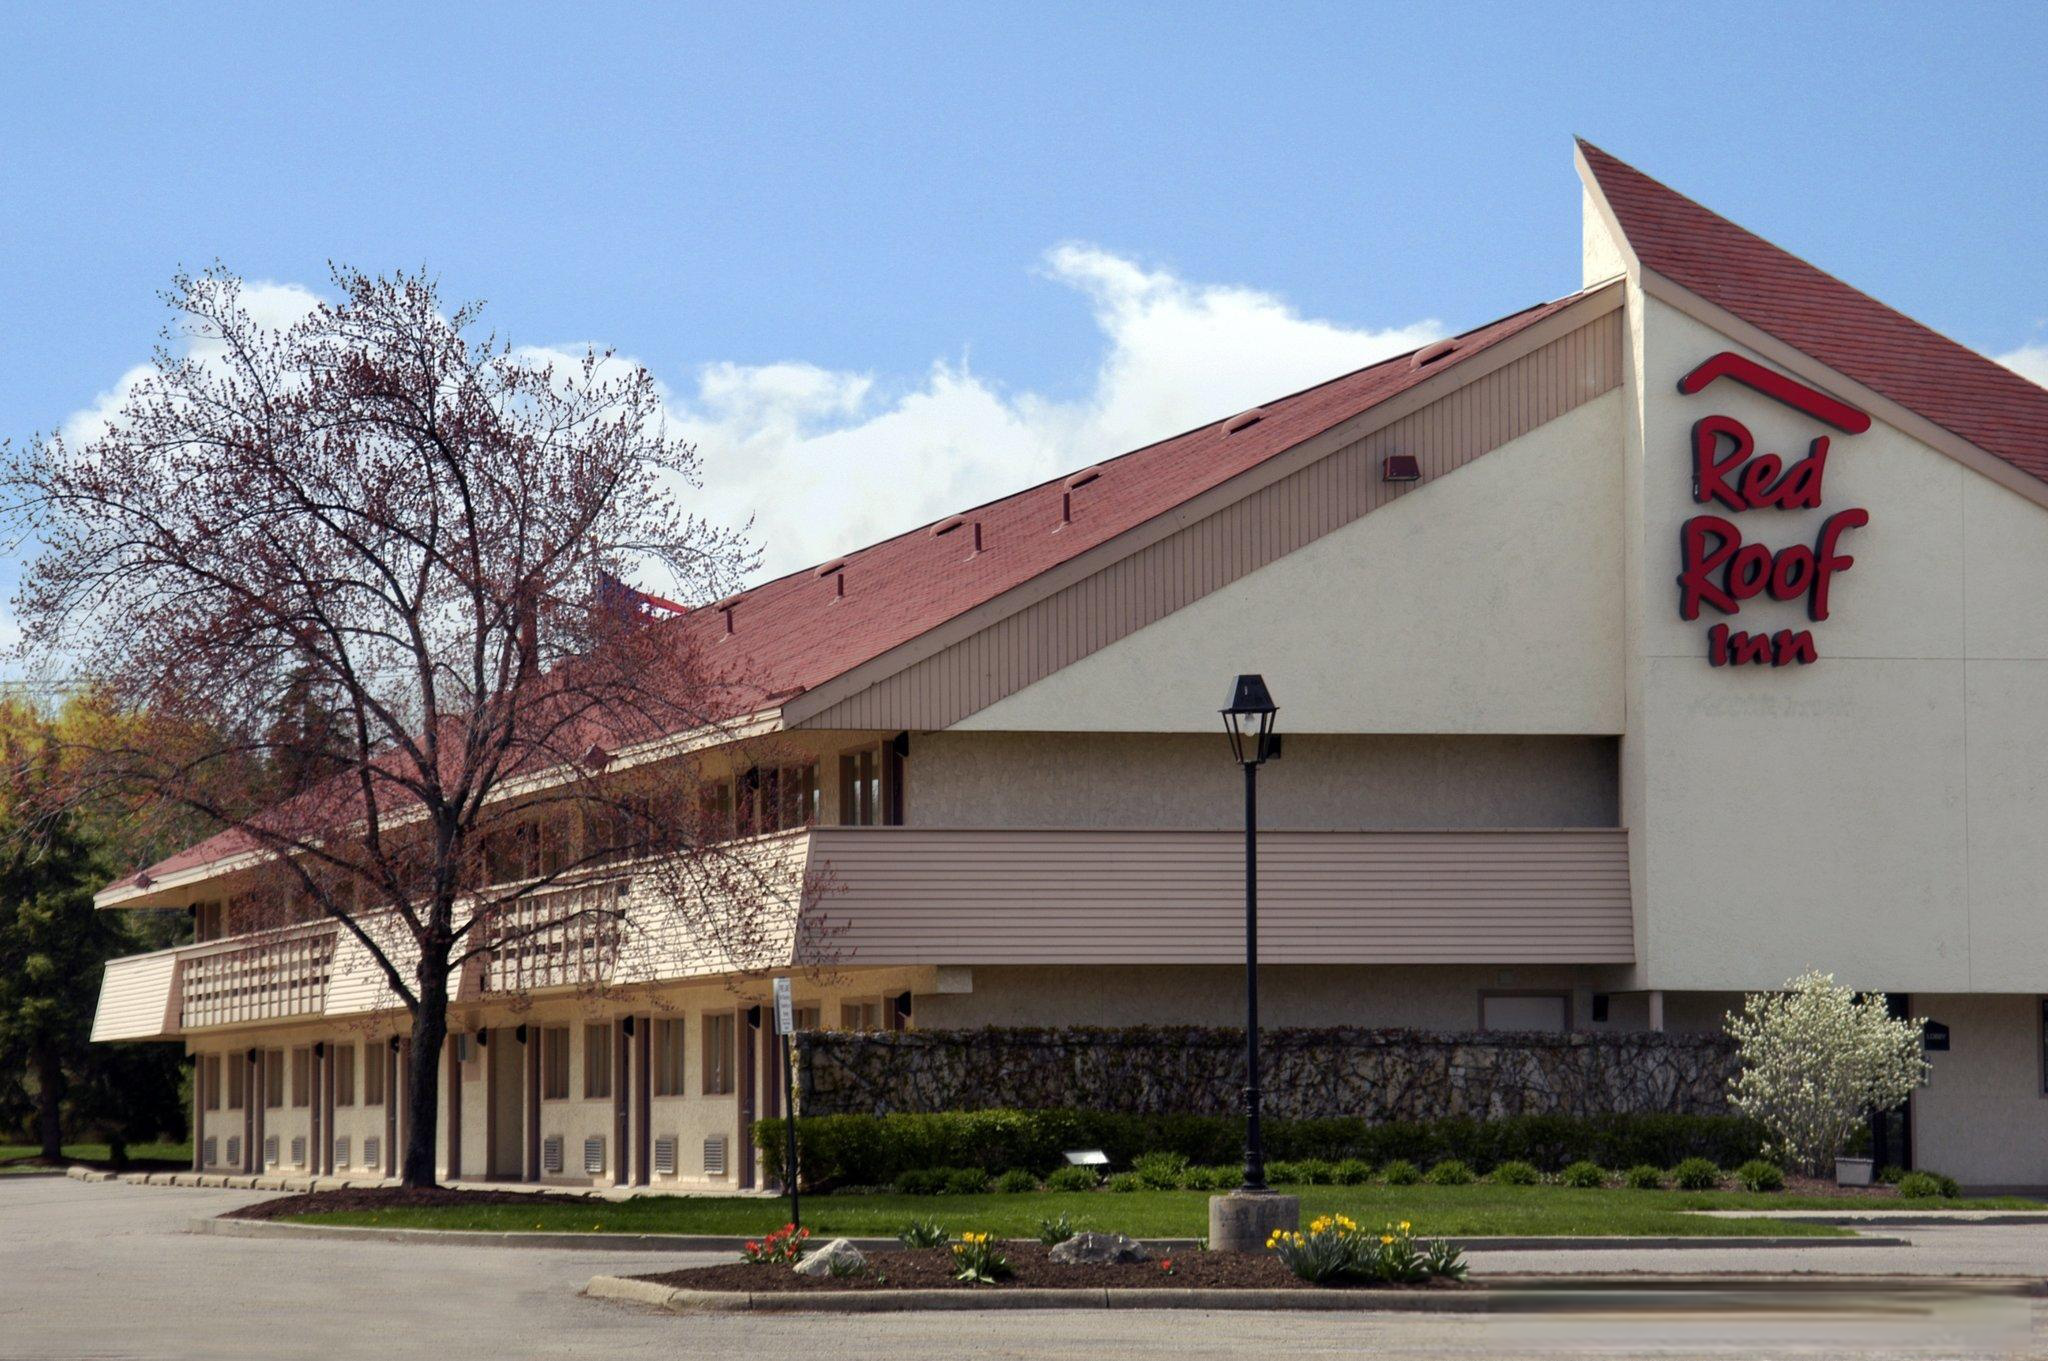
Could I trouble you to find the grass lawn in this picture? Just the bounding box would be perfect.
[273,1183,2043,1239]
[0,1141,191,1173]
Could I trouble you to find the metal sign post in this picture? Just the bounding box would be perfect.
[773,977,799,1230]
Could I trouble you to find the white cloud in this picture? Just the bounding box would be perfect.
[60,280,323,446]
[664,245,1442,581]
[1998,344,2048,387]
[59,251,1442,591]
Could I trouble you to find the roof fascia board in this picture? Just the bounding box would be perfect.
[1573,142,1642,283]
[784,283,1624,728]
[1636,266,2048,514]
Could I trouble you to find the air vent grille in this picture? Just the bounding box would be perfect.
[334,1136,350,1169]
[583,1136,606,1175]
[264,1135,279,1167]
[543,1135,564,1174]
[363,1136,380,1170]
[290,1136,306,1168]
[226,1136,242,1167]
[202,1137,217,1167]
[654,1136,678,1177]
[703,1135,727,1177]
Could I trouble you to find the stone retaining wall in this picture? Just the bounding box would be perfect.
[797,1027,1737,1122]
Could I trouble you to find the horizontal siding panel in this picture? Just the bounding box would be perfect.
[91,952,179,1041]
[804,827,1633,965]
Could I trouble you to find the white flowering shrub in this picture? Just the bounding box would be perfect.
[1725,972,1929,1176]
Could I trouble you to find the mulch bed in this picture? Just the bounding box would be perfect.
[636,1243,1469,1293]
[225,1187,612,1220]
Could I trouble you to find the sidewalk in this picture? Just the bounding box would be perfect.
[67,1164,776,1200]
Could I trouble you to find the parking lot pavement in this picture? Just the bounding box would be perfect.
[3,1176,2044,1361]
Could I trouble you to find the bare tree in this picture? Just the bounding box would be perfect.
[2,266,797,1185]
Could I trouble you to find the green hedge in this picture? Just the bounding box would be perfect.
[753,1109,1769,1190]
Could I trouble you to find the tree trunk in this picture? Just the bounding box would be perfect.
[34,1047,65,1162]
[401,948,453,1188]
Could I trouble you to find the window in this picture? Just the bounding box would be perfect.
[839,748,879,826]
[195,901,225,942]
[838,743,903,826]
[778,764,820,829]
[203,1056,221,1110]
[1479,993,1570,1033]
[792,1005,821,1032]
[364,1045,385,1106]
[702,1012,735,1095]
[583,1023,613,1100]
[653,1018,687,1097]
[840,1000,881,1031]
[697,781,734,843]
[541,1027,570,1100]
[264,1050,285,1109]
[290,1048,312,1108]
[227,1055,246,1110]
[333,1045,355,1107]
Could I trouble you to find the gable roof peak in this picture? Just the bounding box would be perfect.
[1576,139,2048,483]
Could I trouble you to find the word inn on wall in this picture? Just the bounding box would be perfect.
[1673,353,1872,668]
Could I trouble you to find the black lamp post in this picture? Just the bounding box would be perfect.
[1221,674,1279,1193]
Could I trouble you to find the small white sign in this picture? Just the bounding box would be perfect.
[773,977,794,1035]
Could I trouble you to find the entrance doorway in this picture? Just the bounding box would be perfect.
[487,1033,524,1178]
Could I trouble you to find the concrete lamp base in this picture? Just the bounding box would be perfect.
[1208,1189,1300,1253]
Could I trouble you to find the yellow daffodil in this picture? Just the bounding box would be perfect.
[1380,1234,1395,1244]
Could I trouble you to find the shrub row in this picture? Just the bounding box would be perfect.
[752,1109,1771,1190]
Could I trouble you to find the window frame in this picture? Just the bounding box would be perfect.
[702,1011,736,1096]
[1476,990,1573,1033]
[541,1026,571,1101]
[333,1044,355,1107]
[290,1047,312,1108]
[363,1044,386,1107]
[653,1017,687,1097]
[582,1023,613,1101]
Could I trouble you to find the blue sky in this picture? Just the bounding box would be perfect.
[3,2,2044,626]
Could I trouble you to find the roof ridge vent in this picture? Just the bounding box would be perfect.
[1063,466,1103,490]
[931,515,965,537]
[1410,339,1459,370]
[1223,408,1265,434]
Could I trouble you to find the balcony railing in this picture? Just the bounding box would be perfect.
[178,922,339,1030]
[477,880,629,994]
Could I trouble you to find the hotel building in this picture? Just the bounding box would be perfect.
[92,142,2048,1188]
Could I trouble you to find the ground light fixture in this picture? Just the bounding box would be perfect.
[1208,674,1300,1253]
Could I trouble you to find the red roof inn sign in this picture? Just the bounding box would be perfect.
[1675,353,1872,667]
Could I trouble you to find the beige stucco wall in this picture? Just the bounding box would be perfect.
[908,732,1618,831]
[1624,295,2048,993]
[1911,994,2048,1187]
[911,963,1640,1032]
[949,391,1627,736]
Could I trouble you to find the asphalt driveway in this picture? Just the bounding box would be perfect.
[3,1176,2044,1360]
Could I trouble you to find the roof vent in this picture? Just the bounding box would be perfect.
[815,558,846,577]
[1063,467,1103,490]
[1382,454,1422,483]
[931,516,965,537]
[1224,408,1265,434]
[1410,339,1459,370]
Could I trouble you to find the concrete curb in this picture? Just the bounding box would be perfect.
[189,1215,1903,1253]
[584,1273,2040,1315]
[1685,1210,2048,1227]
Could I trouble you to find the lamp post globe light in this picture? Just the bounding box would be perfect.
[1207,674,1301,1253]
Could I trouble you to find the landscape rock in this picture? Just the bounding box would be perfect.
[792,1238,865,1277]
[797,1026,1740,1122]
[1047,1231,1150,1266]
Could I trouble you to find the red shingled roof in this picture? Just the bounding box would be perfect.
[1579,139,2048,483]
[688,293,1583,709]
[110,293,1584,895]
